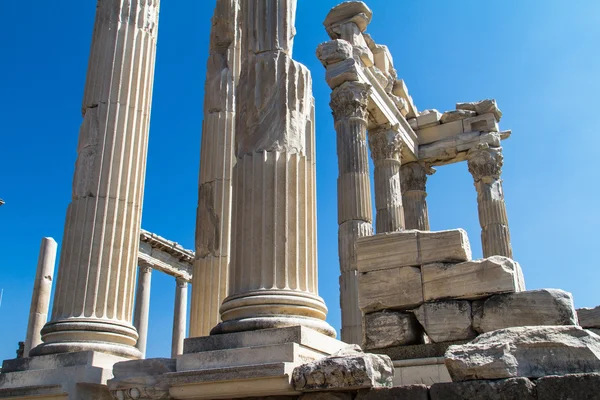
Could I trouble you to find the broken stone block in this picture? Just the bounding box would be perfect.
[325,58,360,89]
[292,346,393,391]
[364,311,423,350]
[445,326,600,381]
[440,109,477,124]
[430,378,536,400]
[416,109,442,129]
[358,266,423,313]
[392,79,418,119]
[536,373,600,400]
[462,113,499,133]
[422,256,525,302]
[316,39,353,66]
[356,385,429,400]
[418,119,465,145]
[356,229,471,274]
[413,301,476,343]
[578,306,600,328]
[456,99,502,121]
[324,1,373,35]
[472,289,578,333]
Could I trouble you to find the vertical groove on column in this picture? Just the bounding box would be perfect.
[401,162,433,231]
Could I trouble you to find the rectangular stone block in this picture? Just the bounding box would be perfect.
[325,58,360,89]
[414,301,476,343]
[356,385,429,400]
[417,119,464,145]
[578,306,600,328]
[536,373,600,400]
[430,378,536,400]
[358,266,423,313]
[356,229,471,274]
[316,40,353,66]
[462,113,498,133]
[363,311,423,350]
[416,110,442,129]
[422,256,524,301]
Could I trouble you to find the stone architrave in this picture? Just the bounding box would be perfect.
[190,0,241,339]
[31,0,160,359]
[24,238,57,356]
[401,163,435,230]
[133,266,152,357]
[211,0,335,338]
[172,278,188,358]
[331,81,374,344]
[368,124,405,233]
[467,145,513,258]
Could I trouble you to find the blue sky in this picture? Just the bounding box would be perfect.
[1,0,599,361]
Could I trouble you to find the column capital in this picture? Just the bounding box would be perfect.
[330,81,371,121]
[468,145,503,182]
[139,265,153,274]
[368,124,402,162]
[176,277,188,288]
[401,162,435,194]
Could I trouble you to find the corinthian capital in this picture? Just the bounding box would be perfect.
[368,125,402,162]
[330,81,371,121]
[467,145,503,182]
[401,162,435,194]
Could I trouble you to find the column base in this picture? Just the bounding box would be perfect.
[31,318,142,360]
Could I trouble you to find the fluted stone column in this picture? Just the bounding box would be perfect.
[330,81,373,344]
[133,266,152,357]
[401,162,435,231]
[468,145,513,258]
[172,278,188,358]
[368,125,405,233]
[190,0,241,338]
[212,0,335,338]
[24,238,57,356]
[32,0,160,359]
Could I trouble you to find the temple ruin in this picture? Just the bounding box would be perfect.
[1,1,599,400]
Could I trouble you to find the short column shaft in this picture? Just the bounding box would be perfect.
[401,162,435,231]
[172,279,188,358]
[468,146,513,258]
[133,266,152,357]
[24,238,57,356]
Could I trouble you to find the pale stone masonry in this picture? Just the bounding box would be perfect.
[31,0,160,360]
[133,266,152,357]
[23,238,57,357]
[401,162,435,230]
[190,0,241,338]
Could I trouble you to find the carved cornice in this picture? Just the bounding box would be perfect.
[368,125,402,162]
[467,145,503,182]
[330,81,371,121]
[401,162,435,194]
[110,386,170,400]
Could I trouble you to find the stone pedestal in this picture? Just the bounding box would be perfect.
[467,145,513,258]
[30,0,160,360]
[368,125,405,233]
[401,162,434,231]
[24,237,57,357]
[190,0,241,338]
[172,278,188,358]
[133,266,152,357]
[331,81,373,344]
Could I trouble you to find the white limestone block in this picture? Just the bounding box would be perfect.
[417,119,464,145]
[325,58,360,89]
[372,44,393,76]
[416,110,442,129]
[462,113,499,133]
[413,301,476,343]
[472,289,578,333]
[578,306,600,328]
[316,39,353,66]
[422,256,525,302]
[440,109,476,124]
[358,266,423,313]
[356,229,472,274]
[418,132,502,165]
[324,1,373,34]
[456,99,502,121]
[392,79,418,119]
[363,311,423,349]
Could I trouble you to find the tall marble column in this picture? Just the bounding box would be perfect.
[330,81,373,344]
[172,278,188,358]
[133,266,152,357]
[212,0,335,338]
[24,238,57,356]
[31,0,160,359]
[190,0,241,338]
[401,162,435,231]
[468,145,513,258]
[368,125,405,233]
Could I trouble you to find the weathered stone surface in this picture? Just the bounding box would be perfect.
[414,301,476,343]
[472,289,578,333]
[445,326,600,381]
[422,256,525,302]
[456,99,502,121]
[292,346,393,391]
[358,266,423,312]
[356,385,429,400]
[590,328,600,336]
[324,57,360,89]
[364,311,423,350]
[109,358,176,400]
[418,131,501,165]
[430,378,536,400]
[418,119,464,145]
[416,109,442,129]
[536,373,600,400]
[578,306,600,328]
[356,229,471,273]
[317,39,353,66]
[440,109,476,124]
[324,1,373,35]
[462,113,499,133]
[300,393,351,400]
[392,79,418,119]
[370,341,469,361]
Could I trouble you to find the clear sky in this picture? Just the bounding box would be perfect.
[0,0,599,361]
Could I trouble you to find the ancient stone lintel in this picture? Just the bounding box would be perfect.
[368,125,402,162]
[467,145,503,183]
[330,81,371,121]
[401,162,435,194]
